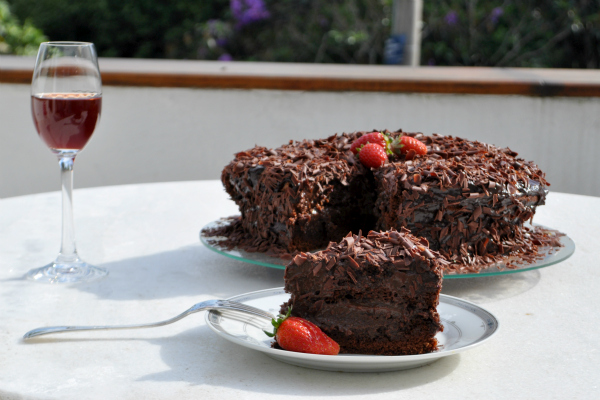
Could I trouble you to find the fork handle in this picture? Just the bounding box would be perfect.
[23,305,202,339]
[24,325,137,339]
[23,318,190,339]
[23,305,272,339]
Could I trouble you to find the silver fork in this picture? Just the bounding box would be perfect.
[23,299,275,340]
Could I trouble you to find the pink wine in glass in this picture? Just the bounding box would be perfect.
[31,92,102,150]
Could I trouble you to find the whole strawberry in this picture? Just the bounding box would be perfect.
[265,308,340,355]
[391,136,428,156]
[350,132,390,155]
[358,142,388,168]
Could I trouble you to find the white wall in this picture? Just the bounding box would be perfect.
[1,82,598,198]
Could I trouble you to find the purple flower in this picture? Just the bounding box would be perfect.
[444,11,459,26]
[216,38,228,47]
[231,0,270,29]
[218,53,233,61]
[490,7,504,24]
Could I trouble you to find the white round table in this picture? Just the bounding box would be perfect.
[0,181,596,399]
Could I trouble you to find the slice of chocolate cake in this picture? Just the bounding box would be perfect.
[280,229,446,356]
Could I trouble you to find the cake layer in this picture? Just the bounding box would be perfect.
[285,301,441,339]
[332,336,438,356]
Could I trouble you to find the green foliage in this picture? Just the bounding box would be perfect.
[0,0,46,55]
[421,0,600,68]
[7,0,392,63]
[7,0,228,58]
[5,0,600,68]
[209,0,393,64]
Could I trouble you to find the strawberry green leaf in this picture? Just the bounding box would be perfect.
[263,306,292,338]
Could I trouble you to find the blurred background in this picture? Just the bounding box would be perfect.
[1,1,599,199]
[2,0,599,68]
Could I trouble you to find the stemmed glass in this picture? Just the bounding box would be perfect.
[27,42,107,283]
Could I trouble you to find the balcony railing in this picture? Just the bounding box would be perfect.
[3,55,600,96]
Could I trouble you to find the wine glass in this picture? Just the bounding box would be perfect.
[27,42,107,283]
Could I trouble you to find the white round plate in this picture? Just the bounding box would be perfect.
[205,288,499,372]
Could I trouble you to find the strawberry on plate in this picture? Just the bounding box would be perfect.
[358,142,388,169]
[350,132,390,155]
[265,308,340,355]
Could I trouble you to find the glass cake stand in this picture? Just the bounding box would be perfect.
[200,219,575,279]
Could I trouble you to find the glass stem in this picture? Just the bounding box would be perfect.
[57,156,78,264]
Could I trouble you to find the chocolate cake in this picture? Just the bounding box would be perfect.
[373,133,550,270]
[221,137,377,254]
[280,229,446,355]
[214,129,553,273]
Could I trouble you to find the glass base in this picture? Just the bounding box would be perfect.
[200,219,575,279]
[26,260,108,284]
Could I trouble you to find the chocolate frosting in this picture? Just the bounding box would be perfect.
[207,129,559,274]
